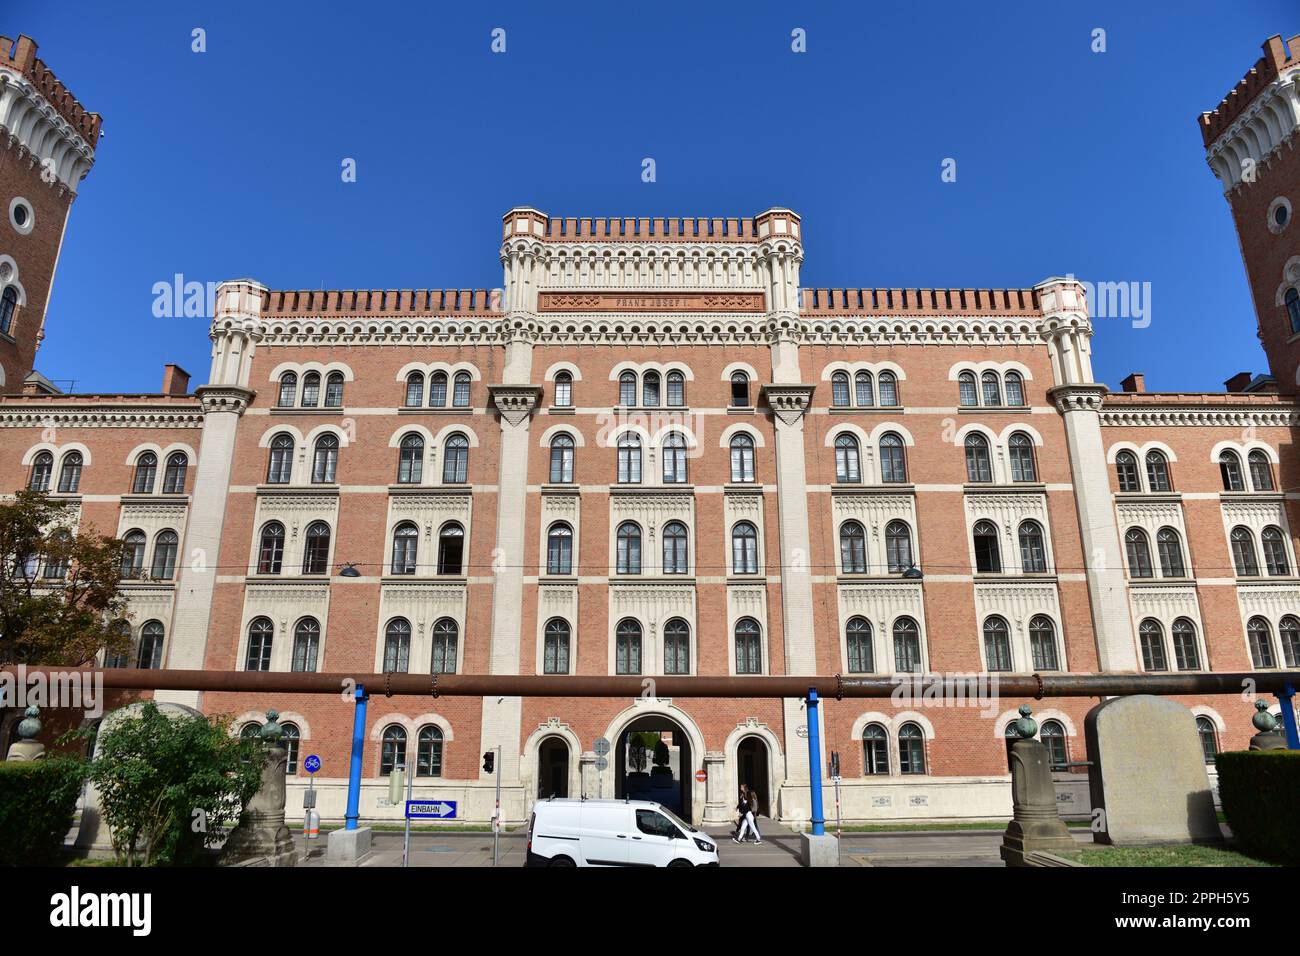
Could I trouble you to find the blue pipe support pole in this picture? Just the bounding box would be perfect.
[345,683,369,830]
[806,687,825,836]
[1278,684,1299,750]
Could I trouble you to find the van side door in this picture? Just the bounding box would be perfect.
[578,806,630,866]
[629,808,683,867]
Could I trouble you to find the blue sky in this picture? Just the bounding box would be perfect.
[8,0,1293,394]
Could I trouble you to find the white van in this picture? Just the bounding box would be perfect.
[525,798,719,867]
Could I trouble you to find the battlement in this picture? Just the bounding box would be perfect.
[0,34,101,147]
[1199,33,1300,147]
[261,288,502,317]
[799,287,1042,316]
[502,207,801,244]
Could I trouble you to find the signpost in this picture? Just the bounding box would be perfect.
[593,737,610,799]
[829,750,842,863]
[302,755,321,857]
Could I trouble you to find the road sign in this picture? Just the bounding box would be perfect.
[593,736,611,756]
[796,725,809,739]
[594,756,608,772]
[303,754,321,774]
[694,769,707,782]
[406,800,457,820]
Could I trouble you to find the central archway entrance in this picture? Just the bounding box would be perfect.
[736,735,770,816]
[614,714,692,821]
[537,736,570,799]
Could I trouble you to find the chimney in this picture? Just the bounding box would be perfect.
[1119,372,1145,393]
[1224,371,1254,393]
[162,364,191,396]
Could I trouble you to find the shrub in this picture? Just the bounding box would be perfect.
[0,757,87,865]
[1216,750,1300,864]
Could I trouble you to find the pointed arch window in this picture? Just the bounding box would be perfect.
[662,521,688,574]
[29,451,52,491]
[893,617,921,673]
[1138,619,1167,671]
[1115,451,1140,492]
[1248,450,1275,491]
[301,372,321,407]
[665,618,691,675]
[734,618,761,674]
[1029,615,1059,670]
[302,521,331,574]
[1262,526,1289,576]
[1018,520,1046,573]
[1231,526,1260,576]
[616,619,642,675]
[132,452,157,494]
[1171,617,1200,670]
[1145,451,1171,492]
[292,617,320,672]
[383,618,411,672]
[831,372,850,407]
[964,434,992,483]
[442,434,469,483]
[267,433,294,484]
[397,434,424,484]
[1247,616,1276,668]
[428,372,448,407]
[729,434,755,483]
[0,286,16,335]
[277,372,298,407]
[549,434,575,484]
[617,432,642,483]
[834,434,861,483]
[1157,527,1186,577]
[431,618,458,673]
[1219,451,1244,491]
[662,431,688,483]
[840,520,867,573]
[958,371,978,407]
[162,453,188,494]
[1008,432,1036,482]
[57,451,82,493]
[258,522,284,574]
[616,522,641,574]
[311,434,339,483]
[150,529,178,580]
[246,617,274,671]
[973,520,1001,573]
[391,522,419,575]
[1125,528,1153,578]
[544,619,571,674]
[879,433,906,484]
[732,521,759,574]
[983,616,1012,671]
[405,372,425,407]
[437,523,464,575]
[547,523,573,575]
[846,617,873,673]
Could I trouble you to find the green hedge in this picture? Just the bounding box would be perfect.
[0,757,88,865]
[1216,750,1300,864]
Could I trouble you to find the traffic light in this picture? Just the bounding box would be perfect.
[829,750,840,779]
[483,751,495,774]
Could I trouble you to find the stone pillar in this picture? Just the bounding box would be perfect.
[579,752,598,799]
[1000,705,1077,866]
[4,706,44,761]
[703,751,730,824]
[220,709,296,867]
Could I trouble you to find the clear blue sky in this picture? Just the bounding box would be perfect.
[8,0,1293,394]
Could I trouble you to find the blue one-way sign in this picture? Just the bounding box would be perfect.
[406,800,457,820]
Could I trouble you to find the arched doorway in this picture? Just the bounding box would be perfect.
[537,736,569,799]
[736,735,770,816]
[614,714,692,821]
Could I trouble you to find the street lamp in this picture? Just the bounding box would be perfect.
[337,562,361,577]
[901,564,923,579]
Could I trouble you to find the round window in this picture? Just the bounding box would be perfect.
[1268,197,1292,235]
[13,205,27,227]
[1276,204,1290,228]
[7,198,33,236]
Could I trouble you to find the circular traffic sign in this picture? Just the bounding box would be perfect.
[694,769,707,782]
[303,754,321,774]
[594,756,609,772]
[593,736,611,756]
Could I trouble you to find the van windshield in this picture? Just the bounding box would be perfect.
[656,805,697,833]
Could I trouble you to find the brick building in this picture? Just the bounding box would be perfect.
[0,32,1297,826]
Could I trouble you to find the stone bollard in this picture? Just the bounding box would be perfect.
[1248,700,1288,751]
[220,709,296,867]
[1000,705,1077,866]
[4,706,45,761]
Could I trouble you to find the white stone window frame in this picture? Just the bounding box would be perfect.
[1126,585,1209,674]
[952,423,1045,487]
[973,584,1066,673]
[538,492,580,577]
[1268,196,1293,235]
[1115,498,1191,581]
[1220,498,1296,581]
[124,442,198,495]
[848,710,935,778]
[542,361,583,407]
[725,586,768,675]
[373,585,468,675]
[604,421,700,489]
[431,423,480,487]
[535,585,579,675]
[724,492,765,577]
[825,422,916,486]
[831,490,920,576]
[1234,584,1300,671]
[257,423,353,487]
[1209,439,1281,493]
[8,196,34,236]
[606,586,697,678]
[607,360,695,407]
[387,424,437,487]
[962,491,1054,576]
[947,360,1034,407]
[1105,440,1179,494]
[382,494,473,581]
[836,583,929,675]
[267,361,355,407]
[237,589,332,674]
[821,360,908,408]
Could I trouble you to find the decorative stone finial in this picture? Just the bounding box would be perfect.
[1013,703,1038,739]
[259,709,284,741]
[1252,699,1278,733]
[17,705,41,741]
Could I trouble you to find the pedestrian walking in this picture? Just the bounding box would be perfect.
[742,784,763,844]
[733,788,757,844]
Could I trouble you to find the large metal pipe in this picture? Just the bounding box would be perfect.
[7,667,1299,699]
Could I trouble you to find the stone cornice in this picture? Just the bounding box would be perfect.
[1048,383,1108,414]
[196,385,255,416]
[760,384,816,426]
[488,384,544,426]
[1099,406,1300,427]
[0,67,96,193]
[0,403,203,428]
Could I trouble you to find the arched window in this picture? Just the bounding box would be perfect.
[1248,450,1274,491]
[840,520,867,573]
[958,371,978,407]
[1262,526,1289,576]
[1018,520,1046,573]
[282,723,301,774]
[150,529,178,580]
[878,371,899,407]
[730,371,749,407]
[257,522,285,575]
[1279,615,1300,668]
[397,433,424,484]
[834,434,861,483]
[1004,371,1025,407]
[831,372,850,407]
[1195,717,1218,765]
[431,618,458,673]
[1041,720,1067,770]
[1219,451,1244,491]
[898,722,926,774]
[1138,619,1167,671]
[662,521,688,574]
[302,521,331,575]
[1247,616,1276,668]
[301,372,321,407]
[642,371,660,407]
[879,433,907,483]
[1029,615,1059,670]
[983,616,1012,671]
[893,617,921,672]
[428,372,448,407]
[885,520,912,573]
[1230,526,1260,576]
[417,726,444,777]
[0,285,17,335]
[246,617,273,671]
[964,434,992,483]
[442,434,469,483]
[863,724,889,775]
[132,452,157,494]
[380,726,406,775]
[1008,432,1036,482]
[1145,451,1171,492]
[162,453,188,494]
[405,372,425,407]
[104,621,132,668]
[391,522,418,575]
[981,371,1002,406]
[267,433,294,484]
[619,371,637,407]
[311,434,339,483]
[277,372,298,407]
[1125,528,1153,578]
[1171,617,1200,670]
[617,432,642,483]
[121,530,146,578]
[452,372,471,407]
[616,522,641,574]
[734,618,761,675]
[43,529,70,579]
[1287,287,1300,334]
[729,434,755,483]
[554,371,573,407]
[549,434,574,483]
[854,371,874,407]
[138,621,165,669]
[732,522,759,574]
[846,617,873,673]
[292,617,320,672]
[543,619,570,674]
[383,618,411,672]
[29,451,52,491]
[57,451,82,493]
[616,619,642,675]
[665,618,691,675]
[1115,451,1140,492]
[547,523,573,575]
[1156,527,1186,577]
[437,523,464,575]
[661,431,688,483]
[666,370,685,407]
[973,520,1001,573]
[324,372,345,407]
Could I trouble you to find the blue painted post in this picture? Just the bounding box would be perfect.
[1277,684,1299,750]
[806,688,825,837]
[345,684,369,831]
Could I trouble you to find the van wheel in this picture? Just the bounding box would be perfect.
[667,859,693,868]
[548,856,576,867]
